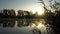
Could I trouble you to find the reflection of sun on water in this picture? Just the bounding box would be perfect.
[30,19,54,34]
[31,19,46,31]
[36,23,46,31]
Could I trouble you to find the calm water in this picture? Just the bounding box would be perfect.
[0,19,54,34]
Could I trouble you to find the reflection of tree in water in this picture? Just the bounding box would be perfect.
[0,20,15,27]
[0,19,54,34]
[32,28,41,34]
[0,19,37,27]
[29,19,54,34]
[17,19,30,27]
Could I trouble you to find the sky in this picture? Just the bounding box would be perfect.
[0,0,60,11]
[0,0,38,11]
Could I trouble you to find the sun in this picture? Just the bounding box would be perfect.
[22,4,44,15]
[35,8,44,15]
[32,5,44,15]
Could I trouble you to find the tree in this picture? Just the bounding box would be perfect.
[17,10,24,17]
[38,0,60,34]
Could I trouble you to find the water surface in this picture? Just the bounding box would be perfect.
[0,19,54,34]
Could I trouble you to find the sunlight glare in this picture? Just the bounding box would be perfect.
[36,23,46,31]
[32,5,44,15]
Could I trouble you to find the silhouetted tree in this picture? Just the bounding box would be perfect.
[11,9,16,16]
[17,10,24,17]
[38,0,60,34]
[0,9,16,18]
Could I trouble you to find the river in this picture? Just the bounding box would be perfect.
[0,19,55,34]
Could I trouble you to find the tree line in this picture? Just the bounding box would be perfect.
[0,9,39,18]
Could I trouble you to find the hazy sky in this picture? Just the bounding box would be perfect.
[0,0,38,11]
[0,0,60,11]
